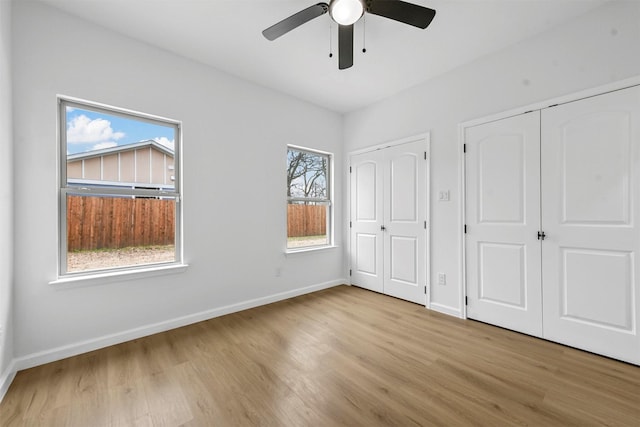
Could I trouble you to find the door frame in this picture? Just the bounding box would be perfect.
[459,75,640,320]
[348,132,431,307]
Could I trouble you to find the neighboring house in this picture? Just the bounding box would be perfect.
[66,139,175,191]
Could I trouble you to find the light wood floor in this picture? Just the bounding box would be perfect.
[1,285,639,426]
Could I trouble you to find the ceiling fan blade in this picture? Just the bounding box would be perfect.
[338,24,354,70]
[262,3,329,41]
[367,0,436,29]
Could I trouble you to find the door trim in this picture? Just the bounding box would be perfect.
[348,132,431,308]
[459,75,640,320]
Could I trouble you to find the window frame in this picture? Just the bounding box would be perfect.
[286,145,333,252]
[57,96,183,278]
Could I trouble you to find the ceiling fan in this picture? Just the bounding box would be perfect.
[262,0,436,70]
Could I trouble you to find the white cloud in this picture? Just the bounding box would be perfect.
[67,115,125,144]
[92,142,118,150]
[154,137,175,150]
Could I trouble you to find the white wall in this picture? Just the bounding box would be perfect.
[344,1,640,316]
[11,1,344,363]
[0,0,14,390]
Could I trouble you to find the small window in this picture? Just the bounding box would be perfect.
[59,98,182,276]
[286,146,332,250]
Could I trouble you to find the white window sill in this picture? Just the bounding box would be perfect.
[50,263,189,289]
[286,245,339,255]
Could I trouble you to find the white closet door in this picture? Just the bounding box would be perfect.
[350,138,428,304]
[541,86,640,364]
[465,112,543,337]
[383,141,427,305]
[350,150,384,293]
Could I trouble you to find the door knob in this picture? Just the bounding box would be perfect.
[381,225,386,231]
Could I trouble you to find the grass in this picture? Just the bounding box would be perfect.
[287,235,328,249]
[69,244,174,254]
[287,235,326,242]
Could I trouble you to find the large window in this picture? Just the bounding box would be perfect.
[286,146,332,250]
[58,97,182,276]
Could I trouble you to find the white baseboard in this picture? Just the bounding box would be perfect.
[13,279,346,372]
[429,302,463,318]
[0,360,17,404]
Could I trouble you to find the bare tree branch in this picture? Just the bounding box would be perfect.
[287,149,327,200]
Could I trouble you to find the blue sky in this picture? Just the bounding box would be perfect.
[66,107,175,155]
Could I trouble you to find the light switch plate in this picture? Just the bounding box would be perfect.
[438,273,446,286]
[438,190,450,201]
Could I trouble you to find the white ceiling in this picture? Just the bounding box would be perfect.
[37,0,608,112]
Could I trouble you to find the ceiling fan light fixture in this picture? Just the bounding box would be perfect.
[329,0,364,26]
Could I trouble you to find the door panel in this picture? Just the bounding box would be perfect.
[541,86,640,364]
[384,141,427,304]
[561,248,633,331]
[355,162,378,221]
[355,233,378,275]
[478,134,526,224]
[390,154,417,222]
[390,236,417,284]
[561,112,630,224]
[466,112,543,337]
[478,242,526,308]
[351,155,384,293]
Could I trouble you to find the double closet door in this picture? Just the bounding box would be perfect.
[465,85,640,364]
[350,139,428,305]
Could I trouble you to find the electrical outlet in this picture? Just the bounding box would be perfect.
[438,273,446,286]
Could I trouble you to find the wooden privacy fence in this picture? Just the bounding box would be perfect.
[288,204,326,237]
[67,195,175,251]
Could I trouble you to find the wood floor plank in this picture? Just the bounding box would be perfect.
[1,285,639,426]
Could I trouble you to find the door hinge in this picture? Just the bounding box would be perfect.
[350,221,352,228]
[424,286,427,295]
[424,220,427,229]
[537,231,546,240]
[465,296,468,306]
[349,269,352,276]
[464,224,467,234]
[424,151,427,160]
[349,166,352,173]
[463,143,466,153]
